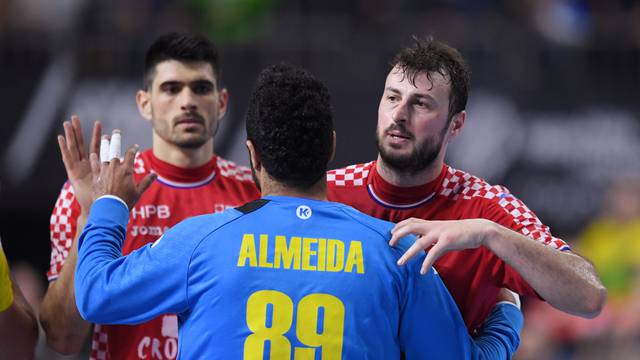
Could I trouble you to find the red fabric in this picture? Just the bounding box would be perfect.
[48,149,260,359]
[327,161,569,333]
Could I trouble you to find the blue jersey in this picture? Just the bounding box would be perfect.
[76,195,522,359]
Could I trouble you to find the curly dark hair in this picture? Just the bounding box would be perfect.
[143,32,221,89]
[245,63,334,190]
[391,36,470,120]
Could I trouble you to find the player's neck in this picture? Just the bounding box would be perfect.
[375,154,444,188]
[152,135,214,169]
[260,178,327,201]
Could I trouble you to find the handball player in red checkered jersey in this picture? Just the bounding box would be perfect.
[327,36,607,334]
[39,33,259,359]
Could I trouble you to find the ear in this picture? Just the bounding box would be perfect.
[136,90,152,122]
[448,110,466,139]
[245,140,261,173]
[217,88,229,120]
[329,131,337,162]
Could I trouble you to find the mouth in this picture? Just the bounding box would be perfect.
[387,131,412,141]
[175,114,204,127]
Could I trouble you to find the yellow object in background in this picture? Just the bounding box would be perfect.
[0,239,14,312]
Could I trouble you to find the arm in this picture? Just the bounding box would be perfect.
[39,214,92,354]
[75,196,188,324]
[73,139,164,324]
[399,258,522,359]
[483,222,606,318]
[1,243,38,359]
[391,218,607,318]
[39,117,100,354]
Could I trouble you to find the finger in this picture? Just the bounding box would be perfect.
[100,135,110,163]
[136,173,157,196]
[391,217,416,234]
[89,153,100,180]
[89,121,102,156]
[71,115,86,159]
[63,121,79,161]
[57,135,72,169]
[109,130,122,161]
[389,221,428,247]
[397,236,436,266]
[123,144,139,169]
[420,241,447,275]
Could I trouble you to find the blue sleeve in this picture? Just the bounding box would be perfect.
[74,197,210,325]
[470,303,523,360]
[399,253,522,359]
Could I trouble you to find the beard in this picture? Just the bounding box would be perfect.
[376,123,447,176]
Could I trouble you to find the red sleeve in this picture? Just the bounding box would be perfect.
[47,182,81,281]
[482,187,570,298]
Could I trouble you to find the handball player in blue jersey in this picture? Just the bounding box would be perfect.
[74,63,523,359]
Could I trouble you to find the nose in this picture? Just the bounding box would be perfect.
[179,88,197,112]
[391,100,408,124]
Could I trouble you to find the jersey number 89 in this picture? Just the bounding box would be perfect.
[244,290,345,359]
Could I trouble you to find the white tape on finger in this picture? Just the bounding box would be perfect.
[109,131,121,160]
[100,136,110,163]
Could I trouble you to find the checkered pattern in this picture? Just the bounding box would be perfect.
[47,182,80,280]
[217,158,253,182]
[327,162,374,187]
[440,167,569,250]
[90,324,109,360]
[134,152,147,175]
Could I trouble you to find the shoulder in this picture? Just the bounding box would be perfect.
[215,157,254,183]
[334,203,417,249]
[439,165,510,202]
[442,166,570,250]
[327,161,375,187]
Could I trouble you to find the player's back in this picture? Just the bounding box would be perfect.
[178,195,472,359]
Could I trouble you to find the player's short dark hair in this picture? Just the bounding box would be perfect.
[246,63,334,190]
[143,32,221,89]
[391,36,470,120]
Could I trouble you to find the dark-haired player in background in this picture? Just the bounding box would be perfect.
[327,37,607,333]
[73,63,524,359]
[39,33,259,359]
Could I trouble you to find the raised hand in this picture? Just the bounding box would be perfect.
[89,131,156,209]
[389,217,494,275]
[57,116,102,213]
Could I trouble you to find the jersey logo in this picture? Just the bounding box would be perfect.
[296,205,312,220]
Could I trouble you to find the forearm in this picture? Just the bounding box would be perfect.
[484,222,607,318]
[39,215,91,354]
[471,303,523,360]
[0,280,38,360]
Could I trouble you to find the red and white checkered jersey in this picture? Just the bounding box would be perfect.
[48,149,259,360]
[327,161,569,333]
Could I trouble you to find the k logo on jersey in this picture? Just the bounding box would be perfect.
[296,205,312,220]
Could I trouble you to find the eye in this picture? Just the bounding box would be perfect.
[192,83,214,95]
[161,83,182,95]
[386,95,398,102]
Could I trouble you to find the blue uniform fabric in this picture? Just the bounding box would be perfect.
[76,195,522,359]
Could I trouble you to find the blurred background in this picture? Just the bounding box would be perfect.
[0,0,639,359]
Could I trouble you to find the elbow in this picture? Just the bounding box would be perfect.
[582,285,608,318]
[75,293,99,324]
